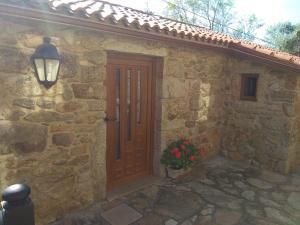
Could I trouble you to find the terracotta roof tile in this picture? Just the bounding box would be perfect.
[1,0,300,70]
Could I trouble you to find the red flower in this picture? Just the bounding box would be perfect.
[185,149,191,155]
[180,144,185,150]
[175,151,182,159]
[171,148,179,155]
[183,140,189,145]
[199,148,206,158]
[189,155,195,161]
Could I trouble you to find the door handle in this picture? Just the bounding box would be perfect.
[104,117,117,122]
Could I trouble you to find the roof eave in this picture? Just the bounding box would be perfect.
[230,44,300,73]
[0,3,229,50]
[0,3,299,73]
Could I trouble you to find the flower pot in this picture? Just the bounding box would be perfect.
[166,167,192,179]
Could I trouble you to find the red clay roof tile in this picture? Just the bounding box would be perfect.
[1,0,300,71]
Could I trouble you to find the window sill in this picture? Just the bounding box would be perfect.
[240,96,257,101]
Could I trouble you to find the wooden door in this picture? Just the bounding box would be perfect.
[106,53,154,189]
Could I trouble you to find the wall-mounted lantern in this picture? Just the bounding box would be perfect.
[31,37,62,89]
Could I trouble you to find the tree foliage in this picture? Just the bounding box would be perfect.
[165,0,265,42]
[165,0,235,33]
[265,22,300,55]
[232,14,264,41]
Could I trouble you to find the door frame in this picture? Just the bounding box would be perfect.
[105,51,159,190]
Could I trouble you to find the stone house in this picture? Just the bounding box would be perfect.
[0,0,300,224]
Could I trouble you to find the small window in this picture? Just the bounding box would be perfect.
[240,74,258,101]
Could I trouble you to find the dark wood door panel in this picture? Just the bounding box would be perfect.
[106,55,154,189]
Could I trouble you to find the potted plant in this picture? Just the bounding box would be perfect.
[160,138,206,178]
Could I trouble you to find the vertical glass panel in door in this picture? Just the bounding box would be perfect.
[137,70,141,124]
[127,70,132,141]
[115,69,121,160]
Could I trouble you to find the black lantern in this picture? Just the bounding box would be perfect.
[31,37,62,89]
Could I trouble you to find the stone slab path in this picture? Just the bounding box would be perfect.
[101,203,142,225]
[50,157,300,225]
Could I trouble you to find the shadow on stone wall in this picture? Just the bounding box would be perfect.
[159,46,229,163]
[189,53,228,158]
[220,58,300,174]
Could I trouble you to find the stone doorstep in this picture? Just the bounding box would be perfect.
[106,176,162,202]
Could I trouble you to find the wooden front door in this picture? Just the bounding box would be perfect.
[106,53,154,189]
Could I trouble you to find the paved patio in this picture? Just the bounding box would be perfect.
[51,157,300,225]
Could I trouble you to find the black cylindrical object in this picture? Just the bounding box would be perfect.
[1,184,35,225]
[0,209,3,225]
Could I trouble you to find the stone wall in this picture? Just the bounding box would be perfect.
[288,76,300,170]
[153,45,229,176]
[221,58,300,173]
[1,12,300,225]
[161,47,227,154]
[0,17,230,224]
[0,18,108,224]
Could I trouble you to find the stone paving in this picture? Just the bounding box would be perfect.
[50,157,300,225]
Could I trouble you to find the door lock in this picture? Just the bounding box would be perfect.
[104,117,117,122]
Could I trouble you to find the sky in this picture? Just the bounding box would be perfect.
[107,0,300,40]
[234,0,300,38]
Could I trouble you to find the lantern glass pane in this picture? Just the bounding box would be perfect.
[45,59,60,82]
[34,59,45,81]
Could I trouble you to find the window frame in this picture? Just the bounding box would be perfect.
[240,73,259,101]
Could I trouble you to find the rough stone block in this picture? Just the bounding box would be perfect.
[56,101,86,113]
[60,53,78,78]
[70,145,89,156]
[162,78,186,98]
[72,83,105,99]
[185,121,195,128]
[52,133,74,147]
[0,46,29,73]
[22,34,43,48]
[184,79,200,93]
[50,123,73,132]
[14,80,43,97]
[282,103,294,117]
[25,111,73,123]
[74,124,97,133]
[189,94,203,110]
[80,66,104,82]
[78,134,93,144]
[161,119,185,130]
[0,121,47,153]
[87,100,105,111]
[74,112,104,124]
[13,98,35,109]
[269,90,295,103]
[4,110,26,121]
[84,50,105,65]
[166,60,185,78]
[36,99,55,109]
[69,154,89,166]
[62,84,74,101]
